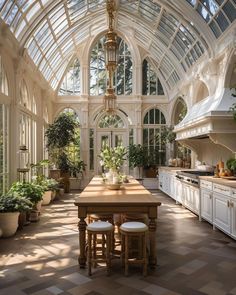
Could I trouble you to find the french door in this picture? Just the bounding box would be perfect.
[96,130,127,174]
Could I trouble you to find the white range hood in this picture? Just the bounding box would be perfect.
[174,88,236,153]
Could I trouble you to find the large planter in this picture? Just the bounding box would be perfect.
[60,172,70,193]
[0,212,20,237]
[42,191,52,205]
[34,200,42,212]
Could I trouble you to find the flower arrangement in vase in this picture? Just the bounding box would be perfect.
[99,145,127,184]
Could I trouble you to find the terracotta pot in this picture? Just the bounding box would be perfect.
[34,200,42,212]
[0,212,20,237]
[51,190,56,201]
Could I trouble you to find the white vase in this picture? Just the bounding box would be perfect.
[0,212,20,237]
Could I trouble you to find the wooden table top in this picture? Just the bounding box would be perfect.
[74,176,161,206]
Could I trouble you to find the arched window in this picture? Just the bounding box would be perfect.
[0,104,9,194]
[142,59,164,95]
[143,108,166,166]
[20,80,30,110]
[59,58,81,95]
[0,56,9,96]
[173,97,187,125]
[90,36,132,95]
[98,114,125,128]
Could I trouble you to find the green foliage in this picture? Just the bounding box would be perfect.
[0,194,33,212]
[99,145,127,171]
[57,152,71,173]
[8,182,44,204]
[159,126,176,144]
[70,159,86,177]
[128,144,145,168]
[229,87,236,121]
[45,112,78,150]
[226,158,236,172]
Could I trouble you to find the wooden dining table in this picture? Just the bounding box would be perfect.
[74,176,161,269]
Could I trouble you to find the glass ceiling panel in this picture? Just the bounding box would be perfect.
[0,0,213,90]
[185,0,236,38]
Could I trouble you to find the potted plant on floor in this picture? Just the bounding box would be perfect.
[8,181,44,222]
[0,194,32,237]
[45,112,80,193]
[128,144,145,179]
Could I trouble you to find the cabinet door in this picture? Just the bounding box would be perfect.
[175,179,183,204]
[159,172,164,191]
[193,186,200,215]
[231,199,236,239]
[201,189,213,223]
[170,175,176,200]
[213,193,231,234]
[183,184,192,209]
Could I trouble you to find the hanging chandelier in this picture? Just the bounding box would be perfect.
[104,0,118,114]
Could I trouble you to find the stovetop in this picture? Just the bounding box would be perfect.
[180,170,214,177]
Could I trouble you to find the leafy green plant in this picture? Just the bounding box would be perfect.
[8,182,44,204]
[128,144,145,178]
[226,158,236,173]
[99,145,127,171]
[0,194,33,212]
[70,160,86,177]
[45,112,78,150]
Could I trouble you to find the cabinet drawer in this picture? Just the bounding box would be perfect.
[213,183,231,196]
[232,188,236,200]
[200,180,212,190]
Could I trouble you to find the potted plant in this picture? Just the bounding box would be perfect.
[8,181,44,222]
[99,145,127,183]
[45,112,79,193]
[226,158,236,176]
[128,144,145,179]
[0,194,32,237]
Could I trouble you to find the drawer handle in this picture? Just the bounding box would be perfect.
[227,200,230,207]
[216,187,228,192]
[231,201,234,208]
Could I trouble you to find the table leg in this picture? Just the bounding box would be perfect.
[78,217,87,268]
[149,217,157,268]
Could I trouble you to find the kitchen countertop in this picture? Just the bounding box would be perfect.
[158,166,187,173]
[199,176,236,188]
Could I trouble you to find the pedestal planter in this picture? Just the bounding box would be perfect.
[42,191,52,205]
[0,212,20,237]
[34,200,42,212]
[51,190,56,201]
[29,210,40,222]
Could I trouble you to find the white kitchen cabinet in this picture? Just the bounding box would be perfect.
[231,198,236,239]
[213,193,231,235]
[175,179,183,204]
[183,184,199,215]
[200,189,213,223]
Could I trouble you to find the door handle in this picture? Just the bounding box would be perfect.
[227,200,230,207]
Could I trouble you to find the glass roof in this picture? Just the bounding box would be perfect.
[185,0,236,38]
[0,0,234,91]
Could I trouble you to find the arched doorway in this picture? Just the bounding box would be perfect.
[95,111,129,174]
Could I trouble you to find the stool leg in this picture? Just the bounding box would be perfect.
[88,232,92,276]
[125,234,129,276]
[106,232,111,276]
[143,233,147,277]
[121,233,124,267]
[93,233,97,268]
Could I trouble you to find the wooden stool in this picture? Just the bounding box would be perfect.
[87,221,113,276]
[120,221,148,276]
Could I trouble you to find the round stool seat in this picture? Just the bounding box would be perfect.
[87,221,113,232]
[120,221,148,233]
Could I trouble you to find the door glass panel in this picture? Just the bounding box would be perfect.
[114,134,123,147]
[101,135,109,148]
